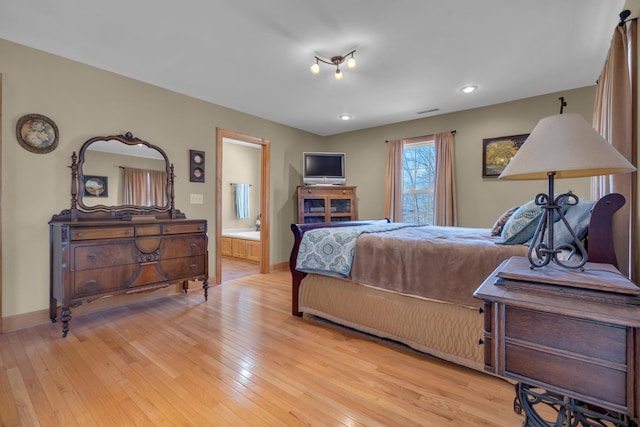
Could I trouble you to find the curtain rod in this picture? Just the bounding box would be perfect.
[385,129,456,143]
[619,9,635,26]
[230,183,252,186]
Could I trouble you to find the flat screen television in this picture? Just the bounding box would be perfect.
[303,152,346,185]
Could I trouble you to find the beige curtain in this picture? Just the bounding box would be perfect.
[591,19,637,279]
[434,132,457,226]
[384,139,404,221]
[148,170,168,206]
[123,167,167,206]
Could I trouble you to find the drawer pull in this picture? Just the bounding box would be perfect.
[198,226,204,231]
[165,228,171,233]
[190,263,197,271]
[84,280,97,288]
[77,232,83,237]
[87,253,97,259]
[125,230,131,235]
[190,243,197,250]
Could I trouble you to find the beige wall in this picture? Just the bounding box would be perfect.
[0,38,319,319]
[0,37,601,323]
[323,87,595,228]
[222,141,261,230]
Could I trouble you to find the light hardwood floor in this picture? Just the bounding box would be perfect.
[0,271,524,426]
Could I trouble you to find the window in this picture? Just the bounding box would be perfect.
[402,139,435,224]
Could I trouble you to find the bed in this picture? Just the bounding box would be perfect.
[289,193,625,371]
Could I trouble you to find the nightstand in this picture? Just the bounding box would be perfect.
[474,256,640,426]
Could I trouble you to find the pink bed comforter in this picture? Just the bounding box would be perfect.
[350,226,527,307]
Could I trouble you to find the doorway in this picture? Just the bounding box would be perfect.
[215,128,270,285]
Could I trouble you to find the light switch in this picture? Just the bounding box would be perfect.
[190,193,204,204]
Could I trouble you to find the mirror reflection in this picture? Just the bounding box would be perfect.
[80,139,168,209]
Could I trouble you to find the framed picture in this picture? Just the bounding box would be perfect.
[482,133,529,177]
[15,113,59,154]
[83,175,108,197]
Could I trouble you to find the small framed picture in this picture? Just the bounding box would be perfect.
[482,133,529,177]
[83,175,108,197]
[15,113,59,154]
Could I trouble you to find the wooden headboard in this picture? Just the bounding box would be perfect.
[586,192,625,267]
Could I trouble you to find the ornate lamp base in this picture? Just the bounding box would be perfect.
[514,383,636,427]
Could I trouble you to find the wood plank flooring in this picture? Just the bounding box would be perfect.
[0,271,524,426]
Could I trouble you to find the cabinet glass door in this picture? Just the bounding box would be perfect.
[303,198,325,223]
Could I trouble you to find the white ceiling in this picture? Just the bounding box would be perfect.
[0,0,627,136]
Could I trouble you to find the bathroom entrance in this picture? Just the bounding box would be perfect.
[215,128,270,284]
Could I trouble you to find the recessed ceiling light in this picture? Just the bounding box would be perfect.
[338,114,352,121]
[460,85,478,94]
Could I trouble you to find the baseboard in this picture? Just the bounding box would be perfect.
[270,261,288,272]
[1,279,215,334]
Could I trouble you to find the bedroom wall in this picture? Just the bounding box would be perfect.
[0,38,319,322]
[321,86,596,228]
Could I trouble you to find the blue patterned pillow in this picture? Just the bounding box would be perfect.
[499,199,543,244]
[554,200,595,247]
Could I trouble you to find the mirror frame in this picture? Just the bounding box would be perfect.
[56,132,184,221]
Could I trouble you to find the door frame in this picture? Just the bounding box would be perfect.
[215,128,270,283]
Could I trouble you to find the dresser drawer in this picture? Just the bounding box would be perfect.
[504,342,627,408]
[73,265,138,298]
[72,242,137,271]
[135,225,162,236]
[158,255,206,279]
[505,306,626,363]
[162,222,206,235]
[71,227,134,240]
[160,235,207,258]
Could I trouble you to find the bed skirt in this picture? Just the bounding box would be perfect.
[298,273,484,371]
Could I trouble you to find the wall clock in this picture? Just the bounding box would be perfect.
[189,149,205,182]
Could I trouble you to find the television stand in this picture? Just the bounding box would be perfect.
[296,185,357,224]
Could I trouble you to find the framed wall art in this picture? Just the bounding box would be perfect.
[15,113,59,154]
[482,133,529,177]
[189,149,205,182]
[83,175,108,197]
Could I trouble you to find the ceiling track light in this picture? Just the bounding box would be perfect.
[310,49,356,80]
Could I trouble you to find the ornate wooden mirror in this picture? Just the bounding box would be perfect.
[55,132,184,221]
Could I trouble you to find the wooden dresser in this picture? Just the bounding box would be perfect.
[49,131,209,338]
[50,219,208,337]
[474,256,640,426]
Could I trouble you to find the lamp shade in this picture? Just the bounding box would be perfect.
[499,113,636,180]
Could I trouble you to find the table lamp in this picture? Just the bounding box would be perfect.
[498,112,636,269]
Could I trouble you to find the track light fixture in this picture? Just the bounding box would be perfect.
[310,50,356,80]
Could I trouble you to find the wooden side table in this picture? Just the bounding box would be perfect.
[474,256,640,426]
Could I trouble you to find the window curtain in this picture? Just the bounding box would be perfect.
[434,131,457,226]
[148,170,168,206]
[122,167,167,206]
[591,19,637,279]
[384,139,404,221]
[384,132,456,225]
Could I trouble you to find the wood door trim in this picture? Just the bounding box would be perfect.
[0,74,3,332]
[215,128,270,284]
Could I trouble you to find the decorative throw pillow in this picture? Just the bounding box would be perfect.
[499,199,544,245]
[553,199,595,248]
[491,206,519,236]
